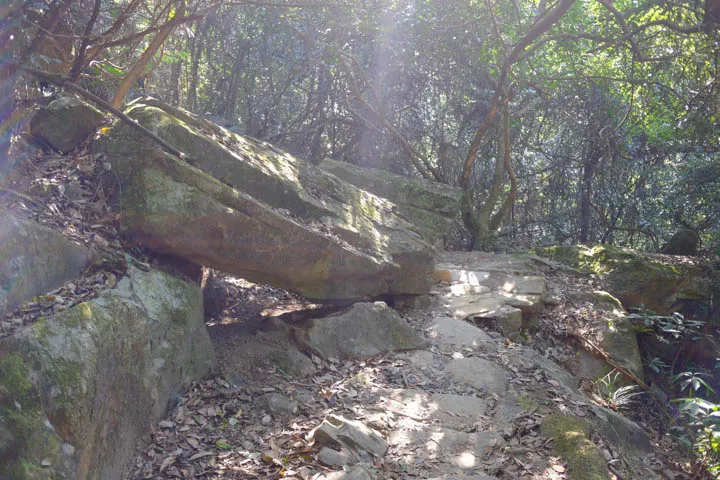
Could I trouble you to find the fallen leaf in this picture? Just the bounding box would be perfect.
[159,455,176,472]
[189,451,215,461]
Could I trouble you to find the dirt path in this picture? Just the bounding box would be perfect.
[123,252,677,480]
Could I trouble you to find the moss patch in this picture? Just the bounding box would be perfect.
[541,414,609,480]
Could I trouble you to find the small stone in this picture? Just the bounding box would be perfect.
[268,348,316,377]
[311,415,387,462]
[318,446,352,466]
[261,414,272,425]
[321,466,373,480]
[259,393,298,417]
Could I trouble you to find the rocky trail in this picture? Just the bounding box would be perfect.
[2,97,709,480]
[121,252,679,480]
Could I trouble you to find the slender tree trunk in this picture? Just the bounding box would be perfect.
[111,3,186,108]
[578,147,601,243]
[309,65,332,164]
[188,21,203,112]
[169,37,182,105]
[223,40,249,123]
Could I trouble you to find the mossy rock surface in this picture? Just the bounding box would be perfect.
[0,211,92,316]
[0,266,214,480]
[541,414,609,480]
[535,244,703,312]
[319,158,462,243]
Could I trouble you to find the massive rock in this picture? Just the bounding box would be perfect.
[0,266,214,480]
[535,244,708,313]
[661,229,700,255]
[30,97,105,153]
[319,158,462,244]
[0,210,94,316]
[93,98,434,301]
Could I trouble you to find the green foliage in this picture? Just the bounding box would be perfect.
[671,373,720,476]
[629,308,708,344]
[633,306,720,475]
[8,0,720,250]
[595,371,643,412]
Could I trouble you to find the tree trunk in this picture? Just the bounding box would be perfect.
[111,3,186,108]
[188,21,204,112]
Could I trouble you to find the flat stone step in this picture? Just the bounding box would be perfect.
[378,389,490,429]
[445,357,507,395]
[388,427,503,471]
[427,316,492,347]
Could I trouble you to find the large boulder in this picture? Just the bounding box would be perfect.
[661,229,700,255]
[0,266,214,480]
[0,211,94,316]
[30,97,105,153]
[93,98,434,301]
[319,158,462,244]
[535,244,705,313]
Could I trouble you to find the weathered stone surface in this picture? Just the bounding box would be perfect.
[311,415,388,463]
[505,347,579,390]
[94,99,434,301]
[295,302,426,360]
[572,311,644,383]
[268,348,317,377]
[319,158,462,244]
[445,358,507,395]
[379,389,489,429]
[400,350,436,370]
[0,266,214,480]
[447,294,526,331]
[471,305,523,335]
[503,275,547,301]
[535,244,702,312]
[30,97,105,153]
[317,446,352,467]
[540,415,610,480]
[387,427,503,470]
[0,210,93,316]
[427,316,492,347]
[589,405,652,454]
[568,290,624,311]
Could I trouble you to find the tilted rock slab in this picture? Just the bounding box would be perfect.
[0,266,215,480]
[0,210,94,316]
[94,98,434,301]
[319,158,462,244]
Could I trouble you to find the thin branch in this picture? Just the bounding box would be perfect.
[69,0,102,81]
